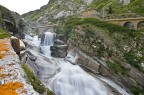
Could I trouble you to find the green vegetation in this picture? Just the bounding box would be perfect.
[0,28,11,39]
[47,88,55,95]
[89,0,144,17]
[22,64,54,95]
[59,17,144,74]
[22,64,46,94]
[124,51,144,73]
[131,87,144,95]
[89,0,112,10]
[107,61,129,75]
[64,17,136,38]
[0,5,15,25]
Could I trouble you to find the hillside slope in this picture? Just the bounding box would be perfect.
[89,0,144,17]
[22,0,91,23]
[22,0,144,23]
[61,17,144,95]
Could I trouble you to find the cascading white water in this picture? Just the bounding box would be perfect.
[43,32,55,46]
[49,61,109,95]
[40,32,56,57]
[37,32,109,95]
[32,36,41,46]
[25,31,130,95]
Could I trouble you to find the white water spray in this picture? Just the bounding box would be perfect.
[38,32,109,95]
[42,32,56,46]
[40,32,56,57]
[49,61,109,95]
[32,36,41,46]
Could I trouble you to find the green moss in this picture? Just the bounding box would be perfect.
[47,89,55,95]
[0,28,11,39]
[22,64,46,94]
[22,64,55,95]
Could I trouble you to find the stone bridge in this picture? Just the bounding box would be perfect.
[32,24,58,35]
[104,17,144,30]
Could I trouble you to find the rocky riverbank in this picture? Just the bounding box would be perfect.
[0,38,38,95]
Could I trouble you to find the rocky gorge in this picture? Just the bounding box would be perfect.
[0,0,144,95]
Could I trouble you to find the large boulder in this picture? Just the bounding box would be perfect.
[12,12,25,39]
[50,45,68,58]
[56,34,67,42]
[11,36,20,54]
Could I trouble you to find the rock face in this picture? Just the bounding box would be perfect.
[50,39,68,58]
[51,45,68,58]
[56,34,67,42]
[12,12,25,39]
[119,0,131,5]
[54,39,65,45]
[83,0,93,5]
[0,5,25,39]
[0,39,38,95]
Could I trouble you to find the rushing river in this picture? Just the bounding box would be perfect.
[25,32,130,95]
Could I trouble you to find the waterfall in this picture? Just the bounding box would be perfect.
[49,61,109,95]
[32,36,41,46]
[40,32,56,57]
[42,32,56,46]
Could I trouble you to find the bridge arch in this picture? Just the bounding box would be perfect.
[123,22,135,29]
[137,21,144,30]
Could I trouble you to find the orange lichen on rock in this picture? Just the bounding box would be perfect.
[0,66,3,75]
[0,39,10,59]
[0,81,24,95]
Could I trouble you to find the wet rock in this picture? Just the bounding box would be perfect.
[51,50,67,58]
[26,51,37,61]
[50,45,68,58]
[54,39,65,45]
[56,34,67,42]
[51,45,68,51]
